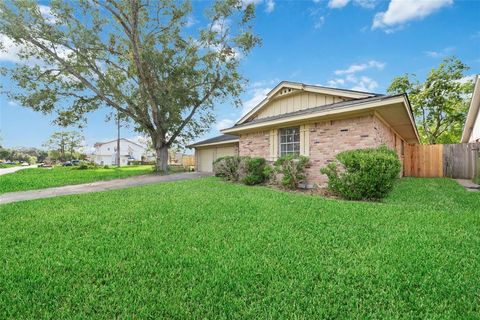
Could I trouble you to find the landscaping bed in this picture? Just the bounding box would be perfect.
[0,177,478,318]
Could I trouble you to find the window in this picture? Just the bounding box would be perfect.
[279,126,300,157]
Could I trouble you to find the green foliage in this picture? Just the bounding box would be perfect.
[0,177,479,318]
[274,155,309,189]
[240,157,266,185]
[76,160,98,170]
[387,57,474,144]
[0,146,47,163]
[0,165,153,194]
[320,146,401,200]
[43,131,84,162]
[0,0,260,171]
[213,156,267,185]
[26,155,37,165]
[213,156,242,181]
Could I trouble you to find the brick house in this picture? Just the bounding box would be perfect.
[189,81,420,186]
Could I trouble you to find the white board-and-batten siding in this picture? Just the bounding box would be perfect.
[255,91,348,120]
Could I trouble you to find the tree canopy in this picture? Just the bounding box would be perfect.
[387,57,474,144]
[0,0,260,171]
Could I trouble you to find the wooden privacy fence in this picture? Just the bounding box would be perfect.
[404,144,444,177]
[404,143,480,179]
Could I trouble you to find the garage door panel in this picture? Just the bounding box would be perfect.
[196,145,237,173]
[198,149,214,172]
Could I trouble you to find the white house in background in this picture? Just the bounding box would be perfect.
[93,138,150,166]
[461,75,480,143]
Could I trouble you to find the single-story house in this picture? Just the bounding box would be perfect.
[461,75,480,143]
[189,81,420,186]
[93,138,152,166]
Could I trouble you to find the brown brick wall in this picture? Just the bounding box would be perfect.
[306,115,377,186]
[373,115,405,171]
[237,114,405,187]
[239,130,270,159]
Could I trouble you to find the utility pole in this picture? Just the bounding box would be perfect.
[116,111,120,167]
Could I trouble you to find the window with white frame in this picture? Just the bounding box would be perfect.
[279,126,300,157]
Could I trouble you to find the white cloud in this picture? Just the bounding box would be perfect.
[39,5,57,24]
[215,118,235,131]
[424,46,455,58]
[314,16,325,29]
[327,78,345,87]
[328,0,350,9]
[327,0,376,9]
[185,15,197,28]
[241,86,271,116]
[265,0,275,13]
[328,74,379,92]
[242,0,275,13]
[350,76,379,91]
[372,0,453,32]
[211,19,228,33]
[0,34,24,63]
[334,60,385,75]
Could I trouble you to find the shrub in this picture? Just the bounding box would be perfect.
[274,155,309,189]
[320,146,401,200]
[263,164,277,184]
[241,157,267,185]
[213,156,242,181]
[76,161,99,170]
[103,165,110,169]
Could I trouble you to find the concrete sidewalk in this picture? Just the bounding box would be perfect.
[0,172,212,205]
[0,164,37,176]
[456,179,480,192]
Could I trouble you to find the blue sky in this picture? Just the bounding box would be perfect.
[0,0,479,151]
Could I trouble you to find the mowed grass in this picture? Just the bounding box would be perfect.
[0,165,153,194]
[0,178,479,319]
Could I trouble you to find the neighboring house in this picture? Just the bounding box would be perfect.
[461,75,480,143]
[189,81,420,186]
[93,138,151,166]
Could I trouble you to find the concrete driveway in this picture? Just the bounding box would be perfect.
[0,171,212,205]
[0,164,37,176]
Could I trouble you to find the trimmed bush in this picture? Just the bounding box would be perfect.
[320,146,401,200]
[213,156,242,181]
[274,155,309,189]
[241,157,267,185]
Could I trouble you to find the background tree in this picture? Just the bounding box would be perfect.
[43,131,84,161]
[387,57,474,144]
[0,0,260,172]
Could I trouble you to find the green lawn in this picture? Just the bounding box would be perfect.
[0,178,479,318]
[0,165,154,194]
[0,163,17,169]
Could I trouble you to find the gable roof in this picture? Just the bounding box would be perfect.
[187,134,239,148]
[461,75,480,143]
[237,81,381,125]
[94,138,145,149]
[223,93,420,144]
[231,94,396,129]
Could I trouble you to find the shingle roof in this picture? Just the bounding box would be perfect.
[229,93,405,129]
[188,134,239,148]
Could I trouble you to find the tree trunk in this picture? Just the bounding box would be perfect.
[155,145,169,173]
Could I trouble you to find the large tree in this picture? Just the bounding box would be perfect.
[387,57,474,144]
[0,0,260,171]
[43,131,84,161]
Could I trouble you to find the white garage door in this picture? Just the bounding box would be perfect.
[197,148,214,172]
[196,145,237,172]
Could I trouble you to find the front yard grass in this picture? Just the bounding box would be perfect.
[0,178,479,318]
[0,165,154,194]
